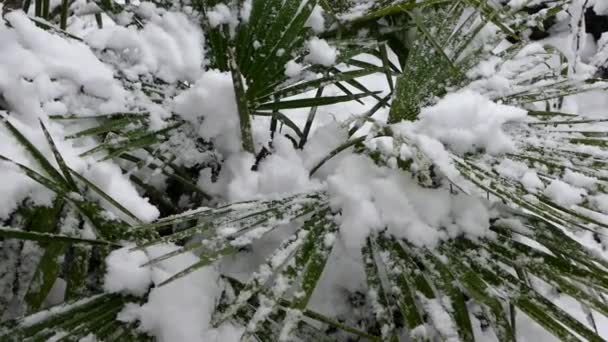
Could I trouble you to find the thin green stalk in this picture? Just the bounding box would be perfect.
[299,87,324,148]
[60,0,69,29]
[228,47,255,154]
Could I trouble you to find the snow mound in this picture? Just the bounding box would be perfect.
[305,37,337,67]
[85,162,160,223]
[85,11,204,83]
[104,246,151,297]
[414,90,526,155]
[173,70,241,155]
[328,155,493,250]
[116,244,242,341]
[544,179,586,207]
[0,11,126,121]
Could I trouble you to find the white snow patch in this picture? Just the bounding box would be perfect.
[211,136,322,201]
[591,194,608,213]
[562,169,597,190]
[413,90,526,155]
[304,37,337,66]
[85,11,204,83]
[207,3,238,29]
[305,5,325,33]
[284,60,304,78]
[521,171,544,192]
[423,298,459,342]
[0,12,126,122]
[240,0,253,23]
[495,159,529,180]
[104,246,152,297]
[327,154,492,250]
[173,70,241,155]
[544,179,586,207]
[593,0,608,15]
[0,118,82,218]
[117,244,243,342]
[494,159,544,192]
[412,134,460,179]
[302,122,350,177]
[85,162,160,222]
[391,91,525,181]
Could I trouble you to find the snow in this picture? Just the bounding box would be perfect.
[562,169,597,190]
[284,60,304,78]
[240,0,253,23]
[515,309,559,342]
[494,159,544,192]
[521,171,544,192]
[304,37,338,67]
[85,11,205,83]
[0,118,69,216]
[302,122,351,177]
[390,90,528,183]
[590,194,608,213]
[506,0,528,10]
[0,12,175,225]
[207,3,238,30]
[117,244,242,342]
[42,278,67,308]
[78,333,98,342]
[103,246,151,297]
[223,137,322,201]
[422,297,459,342]
[72,2,103,16]
[338,1,374,21]
[0,165,39,220]
[199,123,346,202]
[450,194,491,239]
[327,154,492,250]
[173,70,241,155]
[495,159,529,180]
[85,161,160,222]
[305,5,325,33]
[543,179,586,207]
[593,0,608,16]
[410,134,460,179]
[409,90,527,155]
[21,294,105,327]
[0,11,126,122]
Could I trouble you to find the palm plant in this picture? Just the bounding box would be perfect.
[2,0,608,341]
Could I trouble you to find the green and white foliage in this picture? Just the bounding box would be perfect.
[2,0,608,341]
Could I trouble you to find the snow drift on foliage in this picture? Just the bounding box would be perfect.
[544,179,586,207]
[305,37,338,66]
[85,162,160,222]
[305,5,325,33]
[85,10,205,83]
[197,122,350,202]
[104,246,151,297]
[411,90,527,155]
[328,154,493,250]
[111,244,242,342]
[495,159,544,192]
[200,135,323,201]
[0,9,163,223]
[392,90,526,180]
[174,70,241,155]
[0,11,126,122]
